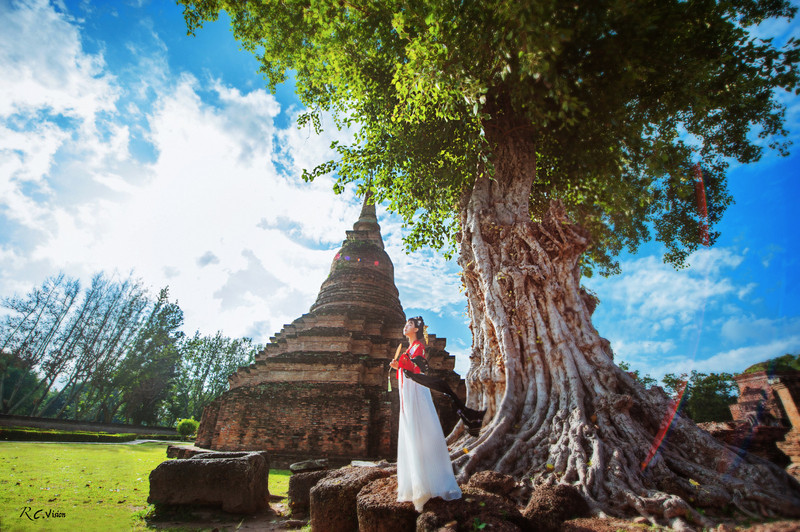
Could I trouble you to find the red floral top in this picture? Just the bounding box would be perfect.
[396,340,424,376]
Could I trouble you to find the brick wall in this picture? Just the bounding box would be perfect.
[196,382,399,463]
[195,377,463,466]
[731,371,794,426]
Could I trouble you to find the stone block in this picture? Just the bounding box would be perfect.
[290,458,329,473]
[148,451,270,514]
[166,444,213,459]
[288,469,330,515]
[356,476,417,532]
[309,466,391,531]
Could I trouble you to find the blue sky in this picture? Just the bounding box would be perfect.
[1,0,798,382]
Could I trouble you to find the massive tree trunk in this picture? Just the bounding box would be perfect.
[447,107,800,526]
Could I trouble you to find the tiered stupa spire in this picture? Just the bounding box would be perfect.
[194,195,463,466]
[310,195,404,323]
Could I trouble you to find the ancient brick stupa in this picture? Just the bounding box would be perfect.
[195,198,465,466]
[700,369,800,479]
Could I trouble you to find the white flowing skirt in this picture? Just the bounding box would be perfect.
[396,371,462,512]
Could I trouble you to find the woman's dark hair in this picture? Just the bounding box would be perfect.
[408,316,425,341]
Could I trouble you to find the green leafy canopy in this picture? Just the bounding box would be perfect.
[180,0,799,274]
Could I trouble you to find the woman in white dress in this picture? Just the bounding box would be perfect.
[390,316,462,512]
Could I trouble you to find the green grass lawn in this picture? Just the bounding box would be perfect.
[0,441,290,532]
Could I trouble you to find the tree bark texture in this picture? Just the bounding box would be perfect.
[448,113,800,525]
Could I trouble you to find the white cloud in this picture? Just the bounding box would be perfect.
[449,347,471,378]
[605,338,678,379]
[588,242,800,381]
[0,0,132,255]
[737,282,758,299]
[0,0,467,348]
[276,108,355,181]
[0,0,359,343]
[196,251,220,267]
[0,0,117,121]
[611,339,677,359]
[720,313,800,345]
[81,75,359,338]
[644,335,800,381]
[589,247,745,332]
[390,247,463,314]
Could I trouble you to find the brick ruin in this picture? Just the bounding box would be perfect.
[701,370,800,480]
[730,371,795,427]
[195,200,465,467]
[771,375,800,480]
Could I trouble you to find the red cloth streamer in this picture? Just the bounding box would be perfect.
[694,164,710,247]
[641,380,688,470]
[642,164,710,470]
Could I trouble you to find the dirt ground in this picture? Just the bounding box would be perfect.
[562,517,800,532]
[146,499,800,531]
[146,499,306,531]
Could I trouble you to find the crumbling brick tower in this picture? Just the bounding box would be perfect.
[195,199,465,466]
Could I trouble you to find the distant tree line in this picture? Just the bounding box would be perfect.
[620,353,800,424]
[0,273,260,427]
[619,361,737,423]
[743,354,800,374]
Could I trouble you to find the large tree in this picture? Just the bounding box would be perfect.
[180,0,800,524]
[662,370,738,423]
[116,288,184,426]
[167,331,259,421]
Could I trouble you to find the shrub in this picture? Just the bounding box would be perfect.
[176,417,199,439]
[0,427,138,442]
